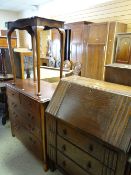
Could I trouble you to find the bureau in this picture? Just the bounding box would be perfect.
[46,76,131,175]
[6,79,57,170]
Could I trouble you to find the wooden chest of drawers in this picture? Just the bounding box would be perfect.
[6,79,57,170]
[46,76,131,175]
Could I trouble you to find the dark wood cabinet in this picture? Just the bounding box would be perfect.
[114,33,131,64]
[46,76,131,175]
[82,22,127,80]
[65,21,91,73]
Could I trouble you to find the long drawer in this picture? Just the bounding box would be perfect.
[57,120,118,170]
[20,93,39,115]
[9,109,41,140]
[6,88,20,103]
[57,151,89,175]
[13,119,43,160]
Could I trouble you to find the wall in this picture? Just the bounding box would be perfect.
[0,10,20,29]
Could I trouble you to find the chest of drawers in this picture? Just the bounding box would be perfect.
[6,79,57,170]
[46,76,131,175]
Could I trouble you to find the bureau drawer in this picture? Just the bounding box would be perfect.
[13,121,43,160]
[20,94,39,114]
[57,151,89,175]
[57,136,105,175]
[57,120,105,162]
[7,88,20,102]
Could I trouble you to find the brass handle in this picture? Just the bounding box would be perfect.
[63,129,67,135]
[89,144,93,152]
[62,161,66,167]
[62,145,66,151]
[87,161,92,169]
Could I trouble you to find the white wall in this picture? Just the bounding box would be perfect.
[0,10,20,29]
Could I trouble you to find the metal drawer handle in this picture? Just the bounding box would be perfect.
[62,145,66,151]
[87,161,92,169]
[63,129,67,135]
[62,161,66,167]
[89,144,93,152]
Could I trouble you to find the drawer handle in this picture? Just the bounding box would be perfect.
[62,161,66,167]
[62,145,66,151]
[89,144,93,152]
[87,161,92,169]
[63,129,67,135]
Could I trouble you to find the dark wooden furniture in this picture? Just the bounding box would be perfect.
[7,16,65,96]
[46,76,131,175]
[6,79,57,170]
[65,21,92,73]
[114,33,131,64]
[105,63,131,86]
[82,22,127,80]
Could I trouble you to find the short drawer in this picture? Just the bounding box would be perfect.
[6,88,20,102]
[57,151,89,175]
[58,120,105,162]
[57,136,104,175]
[20,93,39,114]
[13,121,43,160]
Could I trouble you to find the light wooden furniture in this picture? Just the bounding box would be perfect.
[6,79,57,170]
[13,49,33,79]
[82,22,127,80]
[114,33,131,64]
[46,76,131,175]
[105,63,131,86]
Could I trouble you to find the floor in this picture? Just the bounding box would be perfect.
[0,118,62,175]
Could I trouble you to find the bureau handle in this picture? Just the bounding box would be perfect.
[62,161,66,167]
[63,129,67,135]
[89,144,93,152]
[62,144,66,151]
[87,161,92,169]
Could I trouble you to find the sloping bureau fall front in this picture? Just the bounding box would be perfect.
[46,76,131,175]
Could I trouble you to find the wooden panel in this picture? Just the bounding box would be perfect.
[114,34,131,64]
[105,63,131,86]
[85,44,106,80]
[0,37,17,48]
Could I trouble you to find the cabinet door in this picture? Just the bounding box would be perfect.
[70,28,83,63]
[115,35,131,64]
[87,23,108,43]
[85,44,106,80]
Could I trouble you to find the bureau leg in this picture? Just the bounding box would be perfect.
[43,163,48,172]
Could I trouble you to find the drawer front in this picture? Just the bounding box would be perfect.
[13,120,43,160]
[20,94,39,114]
[9,109,41,140]
[7,88,20,103]
[58,121,105,162]
[57,151,89,175]
[57,136,103,175]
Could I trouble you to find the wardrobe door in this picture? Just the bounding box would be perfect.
[115,35,131,64]
[85,44,106,80]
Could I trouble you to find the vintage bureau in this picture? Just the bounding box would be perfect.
[6,79,57,170]
[46,76,131,175]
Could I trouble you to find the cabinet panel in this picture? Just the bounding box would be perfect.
[85,44,106,80]
[87,23,108,43]
[115,35,131,64]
